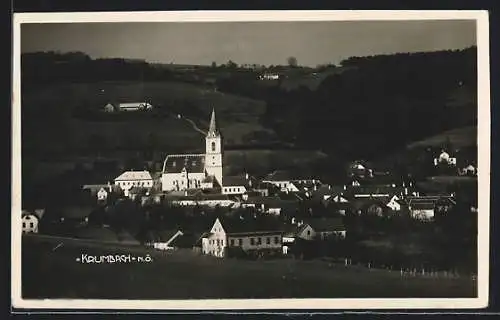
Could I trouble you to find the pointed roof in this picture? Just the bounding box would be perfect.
[207,108,219,137]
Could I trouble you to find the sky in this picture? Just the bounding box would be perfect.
[21,20,476,67]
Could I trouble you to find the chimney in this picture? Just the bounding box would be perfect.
[404,187,408,195]
[108,181,112,192]
[245,173,249,180]
[343,185,347,191]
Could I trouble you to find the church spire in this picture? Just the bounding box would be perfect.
[207,107,219,136]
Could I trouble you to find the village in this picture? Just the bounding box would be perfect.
[21,107,478,273]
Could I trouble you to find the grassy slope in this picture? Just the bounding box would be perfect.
[22,235,475,299]
[23,81,270,151]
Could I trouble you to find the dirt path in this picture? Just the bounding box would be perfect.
[182,116,206,136]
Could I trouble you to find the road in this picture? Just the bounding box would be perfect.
[179,115,207,136]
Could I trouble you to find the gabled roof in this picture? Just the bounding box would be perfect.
[410,202,435,210]
[223,175,248,187]
[163,154,205,174]
[115,170,153,181]
[218,216,285,235]
[306,218,345,232]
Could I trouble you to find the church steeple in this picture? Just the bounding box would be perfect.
[207,108,219,137]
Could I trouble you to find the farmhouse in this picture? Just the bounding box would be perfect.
[434,150,457,166]
[296,218,346,241]
[222,175,252,195]
[22,210,40,234]
[161,108,223,191]
[114,170,153,197]
[202,217,284,258]
[119,102,153,112]
[408,199,436,221]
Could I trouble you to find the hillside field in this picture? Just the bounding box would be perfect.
[22,81,273,155]
[22,235,476,300]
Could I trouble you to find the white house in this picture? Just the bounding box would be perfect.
[202,217,284,258]
[103,103,116,112]
[222,175,250,195]
[296,218,346,241]
[161,108,223,191]
[118,102,153,112]
[408,200,436,221]
[22,211,40,234]
[114,170,153,197]
[150,230,184,251]
[434,150,457,166]
[385,195,403,211]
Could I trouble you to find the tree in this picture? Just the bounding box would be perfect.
[287,56,298,67]
[211,61,217,68]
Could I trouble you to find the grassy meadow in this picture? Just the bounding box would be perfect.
[22,235,476,300]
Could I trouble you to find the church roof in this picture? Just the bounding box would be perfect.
[163,154,205,174]
[207,108,219,137]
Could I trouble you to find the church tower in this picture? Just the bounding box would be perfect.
[205,108,223,186]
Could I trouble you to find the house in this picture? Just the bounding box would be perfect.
[114,170,153,197]
[434,150,457,166]
[385,195,404,212]
[22,210,40,234]
[149,229,184,251]
[461,164,477,176]
[118,102,153,112]
[202,217,284,258]
[222,175,251,195]
[103,103,117,112]
[408,199,436,221]
[168,193,236,208]
[262,170,294,192]
[296,218,346,241]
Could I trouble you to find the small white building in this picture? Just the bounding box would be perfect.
[408,201,435,221]
[22,211,40,234]
[118,102,153,112]
[103,103,116,112]
[114,170,153,197]
[202,217,284,258]
[385,195,403,211]
[434,150,457,166]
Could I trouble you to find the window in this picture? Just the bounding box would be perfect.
[250,238,255,245]
[257,237,262,245]
[211,142,216,152]
[221,239,224,246]
[307,230,311,236]
[238,239,242,246]
[230,239,235,246]
[274,236,279,244]
[266,237,270,245]
[30,222,34,228]
[22,222,26,229]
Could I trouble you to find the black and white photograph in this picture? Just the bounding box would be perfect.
[12,11,490,310]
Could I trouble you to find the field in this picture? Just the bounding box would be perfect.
[21,235,476,300]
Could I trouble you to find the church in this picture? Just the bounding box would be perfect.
[161,108,223,192]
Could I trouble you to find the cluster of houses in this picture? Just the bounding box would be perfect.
[21,108,477,261]
[103,102,154,113]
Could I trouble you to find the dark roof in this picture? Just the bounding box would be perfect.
[223,175,248,187]
[61,206,93,219]
[219,216,285,235]
[410,202,436,210]
[351,185,402,196]
[163,154,205,174]
[307,218,345,232]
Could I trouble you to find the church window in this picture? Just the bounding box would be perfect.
[211,142,216,152]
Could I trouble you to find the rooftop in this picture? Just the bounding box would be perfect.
[223,175,249,187]
[115,170,153,181]
[218,216,285,235]
[306,217,346,232]
[163,154,205,174]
